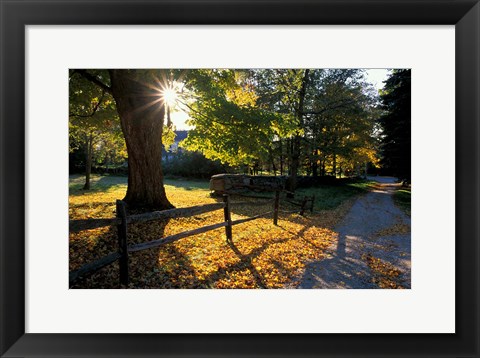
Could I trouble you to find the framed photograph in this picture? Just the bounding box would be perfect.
[1,0,479,357]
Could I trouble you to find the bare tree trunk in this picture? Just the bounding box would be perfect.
[287,135,301,197]
[105,152,110,174]
[332,152,337,178]
[83,133,93,190]
[312,150,318,177]
[279,139,284,176]
[286,69,310,197]
[110,69,174,211]
[166,104,172,128]
[269,148,276,176]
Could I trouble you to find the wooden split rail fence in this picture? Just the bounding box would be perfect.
[69,191,315,287]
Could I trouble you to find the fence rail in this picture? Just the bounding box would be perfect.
[128,221,228,253]
[69,252,121,284]
[231,211,274,226]
[69,203,226,233]
[229,200,275,207]
[69,190,315,287]
[69,218,119,233]
[127,202,226,224]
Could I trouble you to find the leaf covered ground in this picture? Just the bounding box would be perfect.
[362,253,404,289]
[69,175,369,289]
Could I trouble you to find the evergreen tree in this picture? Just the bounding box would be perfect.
[379,69,411,182]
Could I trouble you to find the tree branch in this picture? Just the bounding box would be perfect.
[302,99,356,116]
[74,70,112,94]
[177,99,250,129]
[69,90,106,118]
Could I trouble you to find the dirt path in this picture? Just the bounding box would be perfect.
[295,177,411,289]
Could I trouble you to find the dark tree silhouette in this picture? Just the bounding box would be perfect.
[379,69,411,183]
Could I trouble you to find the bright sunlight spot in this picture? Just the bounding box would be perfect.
[162,87,177,107]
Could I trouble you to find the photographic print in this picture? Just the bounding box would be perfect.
[2,0,476,354]
[69,68,411,289]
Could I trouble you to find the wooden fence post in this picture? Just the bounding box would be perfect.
[300,196,308,216]
[116,200,129,287]
[223,194,232,242]
[310,195,315,213]
[273,190,280,225]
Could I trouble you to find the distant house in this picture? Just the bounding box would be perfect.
[168,130,188,153]
[163,130,189,161]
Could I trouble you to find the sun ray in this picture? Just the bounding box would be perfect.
[162,87,177,107]
[130,97,164,116]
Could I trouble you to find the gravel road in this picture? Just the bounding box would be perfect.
[295,177,411,289]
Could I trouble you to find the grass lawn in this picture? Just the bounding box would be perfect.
[295,181,375,211]
[393,188,411,216]
[69,174,372,289]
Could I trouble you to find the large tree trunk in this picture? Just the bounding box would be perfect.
[109,69,174,211]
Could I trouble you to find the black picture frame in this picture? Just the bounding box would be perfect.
[1,0,479,357]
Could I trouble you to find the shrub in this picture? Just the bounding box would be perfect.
[163,151,230,179]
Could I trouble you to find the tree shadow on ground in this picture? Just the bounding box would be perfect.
[225,241,268,288]
[70,192,330,289]
[191,236,295,289]
[69,204,171,289]
[69,174,127,196]
[295,231,410,289]
[69,223,127,288]
[295,233,376,289]
[131,236,293,289]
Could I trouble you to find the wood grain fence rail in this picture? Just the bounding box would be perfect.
[69,252,121,284]
[69,203,226,233]
[68,200,227,287]
[69,190,314,287]
[69,218,119,233]
[128,221,229,253]
[127,202,226,224]
[229,199,275,207]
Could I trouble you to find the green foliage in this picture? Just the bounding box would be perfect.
[69,70,117,137]
[303,69,380,177]
[162,125,176,149]
[69,70,126,170]
[69,68,386,195]
[180,70,283,166]
[70,70,177,170]
[296,180,374,210]
[178,69,380,181]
